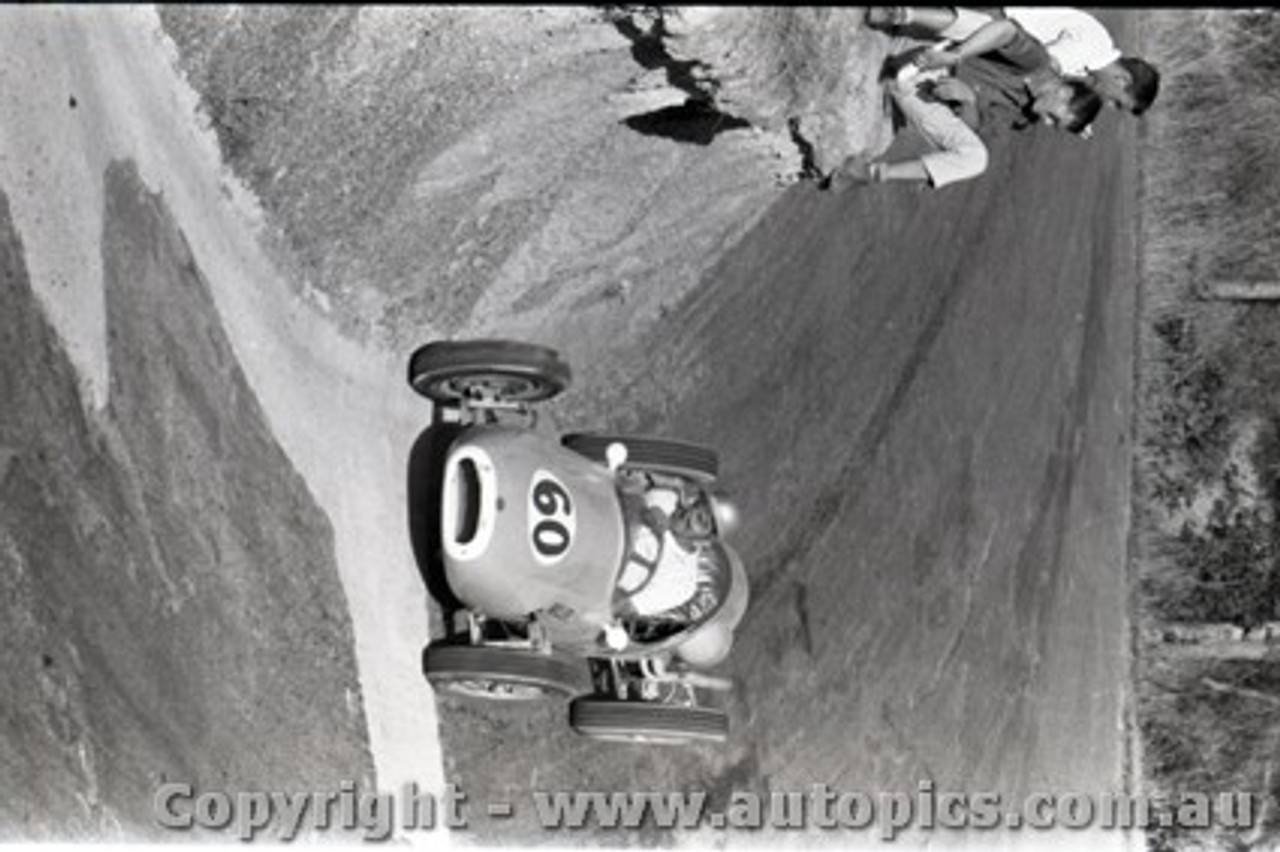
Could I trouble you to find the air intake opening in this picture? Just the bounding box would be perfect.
[452,458,483,546]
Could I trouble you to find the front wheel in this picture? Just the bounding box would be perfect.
[408,339,571,404]
[561,434,719,483]
[423,643,589,701]
[569,698,729,744]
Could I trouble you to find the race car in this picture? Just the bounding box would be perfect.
[408,339,748,744]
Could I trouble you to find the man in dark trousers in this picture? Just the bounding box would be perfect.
[869,7,1160,115]
[832,12,1102,189]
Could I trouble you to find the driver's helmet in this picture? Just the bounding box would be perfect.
[708,494,740,537]
[675,622,733,668]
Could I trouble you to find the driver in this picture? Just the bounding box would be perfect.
[675,622,734,668]
[615,479,727,625]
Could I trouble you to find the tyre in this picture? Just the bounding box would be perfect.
[423,643,589,701]
[561,434,719,483]
[569,698,729,744]
[408,340,571,404]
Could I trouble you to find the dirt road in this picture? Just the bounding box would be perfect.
[2,5,1137,848]
[661,121,1135,847]
[438,20,1138,852]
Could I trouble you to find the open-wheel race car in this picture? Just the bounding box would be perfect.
[408,338,748,744]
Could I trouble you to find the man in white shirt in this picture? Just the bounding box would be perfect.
[827,21,1101,191]
[867,6,1160,115]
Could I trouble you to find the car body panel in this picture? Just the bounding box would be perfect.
[440,426,626,628]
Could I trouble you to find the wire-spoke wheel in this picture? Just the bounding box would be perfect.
[408,340,571,404]
[423,643,589,701]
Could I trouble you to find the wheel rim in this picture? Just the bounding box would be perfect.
[423,643,590,700]
[409,340,571,404]
[437,372,547,402]
[438,677,558,701]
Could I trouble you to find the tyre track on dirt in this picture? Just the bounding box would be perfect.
[748,257,982,611]
[542,95,1136,839]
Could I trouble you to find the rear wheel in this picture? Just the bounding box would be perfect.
[569,698,729,744]
[423,643,589,701]
[561,434,719,483]
[408,340,571,404]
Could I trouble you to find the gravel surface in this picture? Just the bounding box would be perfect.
[0,7,1140,850]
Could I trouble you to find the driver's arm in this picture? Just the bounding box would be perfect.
[915,20,1020,69]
